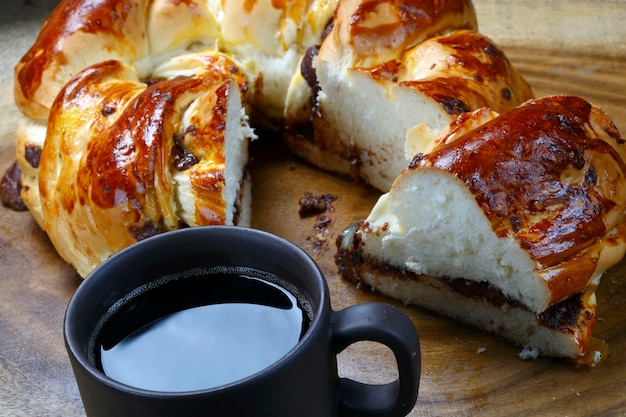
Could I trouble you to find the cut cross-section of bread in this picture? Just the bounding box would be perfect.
[283,0,533,192]
[219,0,336,125]
[336,95,626,362]
[31,53,254,277]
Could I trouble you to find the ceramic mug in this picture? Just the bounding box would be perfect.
[64,226,421,417]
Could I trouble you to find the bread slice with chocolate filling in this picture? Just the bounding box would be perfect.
[336,95,626,362]
[28,53,255,278]
[283,0,533,192]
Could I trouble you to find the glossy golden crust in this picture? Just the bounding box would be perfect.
[412,95,626,305]
[15,0,149,120]
[399,30,533,114]
[299,25,533,191]
[362,29,533,117]
[37,53,250,276]
[14,0,225,121]
[327,0,477,68]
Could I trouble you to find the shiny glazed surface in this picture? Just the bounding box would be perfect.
[416,96,626,303]
[2,1,626,416]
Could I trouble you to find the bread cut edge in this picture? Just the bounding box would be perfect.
[336,222,604,363]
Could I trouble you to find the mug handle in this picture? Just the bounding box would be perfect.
[332,302,421,417]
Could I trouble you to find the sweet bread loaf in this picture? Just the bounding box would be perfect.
[283,0,533,191]
[33,54,253,277]
[336,95,626,361]
[6,0,531,279]
[9,0,343,276]
[4,0,625,363]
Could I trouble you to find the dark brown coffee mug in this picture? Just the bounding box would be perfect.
[64,226,420,417]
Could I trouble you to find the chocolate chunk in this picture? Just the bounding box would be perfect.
[102,105,116,116]
[24,144,42,168]
[442,98,470,115]
[585,165,598,185]
[298,192,337,217]
[130,222,160,242]
[314,214,332,231]
[0,161,27,211]
[172,134,199,171]
[301,45,320,90]
[483,42,502,58]
[539,295,583,329]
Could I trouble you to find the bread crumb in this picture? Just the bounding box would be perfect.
[518,347,539,360]
[592,350,603,364]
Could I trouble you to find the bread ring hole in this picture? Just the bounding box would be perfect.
[337,341,398,385]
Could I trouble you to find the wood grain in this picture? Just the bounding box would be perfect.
[1,1,626,416]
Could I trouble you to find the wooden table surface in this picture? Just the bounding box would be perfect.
[1,1,626,416]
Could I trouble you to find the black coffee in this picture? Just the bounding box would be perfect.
[91,267,312,392]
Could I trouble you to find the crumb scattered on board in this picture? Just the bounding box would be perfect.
[298,192,338,251]
[298,192,337,217]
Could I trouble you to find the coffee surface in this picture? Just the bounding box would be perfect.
[94,268,310,392]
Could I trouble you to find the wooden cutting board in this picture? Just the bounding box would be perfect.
[1,1,626,416]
